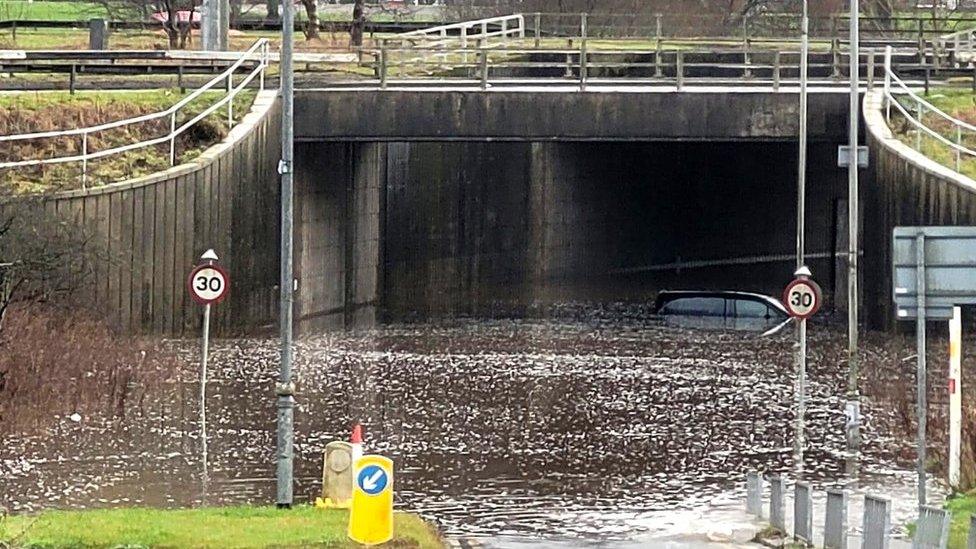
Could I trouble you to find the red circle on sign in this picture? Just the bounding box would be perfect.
[188,263,230,305]
[782,277,822,320]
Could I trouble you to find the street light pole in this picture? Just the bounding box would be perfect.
[846,0,862,479]
[794,0,809,476]
[276,0,296,509]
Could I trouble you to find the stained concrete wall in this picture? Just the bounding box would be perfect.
[296,90,851,142]
[294,142,383,331]
[863,90,976,328]
[4,91,281,336]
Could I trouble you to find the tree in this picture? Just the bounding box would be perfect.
[296,0,319,39]
[351,0,365,47]
[97,0,200,48]
[0,201,100,332]
[265,0,279,21]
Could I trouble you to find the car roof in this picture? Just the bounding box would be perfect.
[655,290,789,314]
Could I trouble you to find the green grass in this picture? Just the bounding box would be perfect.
[891,87,976,179]
[945,492,976,548]
[0,505,443,548]
[0,89,257,193]
[0,0,109,22]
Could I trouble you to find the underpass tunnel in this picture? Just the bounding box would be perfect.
[294,140,853,328]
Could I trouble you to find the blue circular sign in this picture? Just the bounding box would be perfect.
[357,465,388,495]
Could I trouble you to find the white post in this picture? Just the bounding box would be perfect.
[169,112,177,166]
[201,300,210,492]
[949,306,962,489]
[885,46,892,123]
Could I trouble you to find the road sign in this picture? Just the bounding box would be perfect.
[783,277,822,319]
[893,227,976,320]
[892,226,976,507]
[348,455,393,546]
[188,263,230,305]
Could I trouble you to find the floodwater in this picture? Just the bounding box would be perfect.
[0,303,945,544]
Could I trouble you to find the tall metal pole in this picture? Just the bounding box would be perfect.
[794,0,810,476]
[846,0,862,478]
[916,234,927,507]
[276,0,295,509]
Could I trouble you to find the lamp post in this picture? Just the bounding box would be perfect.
[846,0,862,481]
[795,0,809,476]
[276,0,296,509]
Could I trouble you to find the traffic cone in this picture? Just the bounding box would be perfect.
[351,423,363,464]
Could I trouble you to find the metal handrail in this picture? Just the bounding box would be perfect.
[883,45,976,173]
[0,38,270,189]
[398,14,525,41]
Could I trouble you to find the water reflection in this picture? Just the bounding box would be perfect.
[0,304,943,540]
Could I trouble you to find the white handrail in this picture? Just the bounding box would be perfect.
[0,39,270,189]
[398,14,526,40]
[883,45,976,172]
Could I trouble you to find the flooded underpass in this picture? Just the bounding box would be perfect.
[0,303,948,545]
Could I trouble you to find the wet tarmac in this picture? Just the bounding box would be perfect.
[0,303,946,544]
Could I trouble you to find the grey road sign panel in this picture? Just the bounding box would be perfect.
[892,227,976,320]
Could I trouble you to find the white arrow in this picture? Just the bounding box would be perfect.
[362,469,385,491]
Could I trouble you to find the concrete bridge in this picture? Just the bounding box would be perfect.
[13,42,976,335]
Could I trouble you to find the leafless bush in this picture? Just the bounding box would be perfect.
[0,304,175,435]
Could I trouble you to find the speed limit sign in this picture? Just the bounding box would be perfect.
[188,263,230,305]
[782,277,822,319]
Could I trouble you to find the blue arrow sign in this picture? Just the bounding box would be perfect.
[357,464,388,496]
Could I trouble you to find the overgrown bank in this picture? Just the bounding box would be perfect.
[0,89,255,193]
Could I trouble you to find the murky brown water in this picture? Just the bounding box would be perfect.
[0,303,946,541]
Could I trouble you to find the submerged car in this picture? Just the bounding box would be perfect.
[653,290,792,335]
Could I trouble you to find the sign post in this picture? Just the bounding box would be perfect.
[187,249,230,498]
[893,227,976,505]
[348,455,394,545]
[783,266,823,474]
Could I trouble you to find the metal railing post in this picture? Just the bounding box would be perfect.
[676,50,684,91]
[70,63,77,94]
[226,73,233,126]
[956,125,962,172]
[169,111,176,166]
[743,38,752,78]
[81,131,88,190]
[518,14,525,39]
[885,46,893,123]
[461,25,468,64]
[580,13,588,89]
[580,12,587,42]
[916,100,924,151]
[655,13,662,40]
[534,12,541,48]
[380,40,388,88]
[479,44,489,90]
[654,41,663,77]
[773,51,781,91]
[259,43,266,92]
[867,49,875,90]
[832,39,841,79]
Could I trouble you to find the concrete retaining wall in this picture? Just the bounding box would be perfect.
[296,90,851,142]
[5,90,282,336]
[863,90,976,328]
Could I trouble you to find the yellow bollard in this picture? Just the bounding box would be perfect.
[348,455,394,546]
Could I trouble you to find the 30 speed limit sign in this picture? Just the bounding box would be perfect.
[782,277,822,319]
[188,264,230,305]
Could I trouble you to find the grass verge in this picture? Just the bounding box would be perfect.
[947,493,976,548]
[890,87,976,180]
[0,506,443,548]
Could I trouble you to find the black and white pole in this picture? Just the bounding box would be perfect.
[187,249,229,501]
[277,0,296,509]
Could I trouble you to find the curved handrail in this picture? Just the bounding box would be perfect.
[882,45,976,171]
[0,39,270,189]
